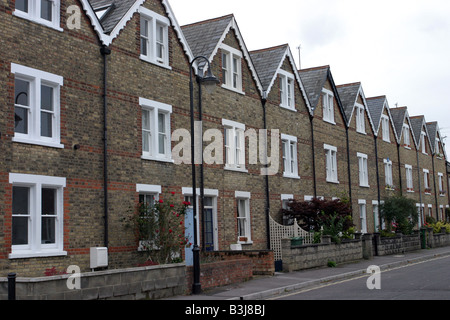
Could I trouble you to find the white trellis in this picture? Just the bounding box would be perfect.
[269,215,314,261]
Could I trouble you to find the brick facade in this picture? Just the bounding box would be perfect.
[0,0,449,278]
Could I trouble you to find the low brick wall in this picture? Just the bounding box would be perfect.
[186,259,253,294]
[374,233,421,256]
[202,250,275,275]
[184,250,274,294]
[0,263,185,300]
[281,236,365,272]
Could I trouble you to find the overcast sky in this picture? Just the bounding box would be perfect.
[169,0,450,155]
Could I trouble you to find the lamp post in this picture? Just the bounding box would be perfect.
[189,56,219,294]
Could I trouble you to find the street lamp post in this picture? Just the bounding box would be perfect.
[189,56,219,294]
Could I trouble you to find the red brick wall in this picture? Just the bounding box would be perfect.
[186,259,253,294]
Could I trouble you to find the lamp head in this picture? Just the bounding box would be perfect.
[200,68,219,94]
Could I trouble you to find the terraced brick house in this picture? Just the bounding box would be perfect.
[1,0,449,279]
[337,82,378,233]
[299,66,349,201]
[410,116,437,221]
[249,44,314,225]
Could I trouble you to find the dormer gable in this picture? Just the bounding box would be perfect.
[337,82,375,134]
[250,44,312,115]
[80,0,194,63]
[410,116,432,155]
[390,107,417,149]
[181,14,263,95]
[366,96,398,141]
[427,122,447,159]
[299,66,346,123]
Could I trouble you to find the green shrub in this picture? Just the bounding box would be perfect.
[380,195,418,235]
[327,260,337,268]
[282,198,354,243]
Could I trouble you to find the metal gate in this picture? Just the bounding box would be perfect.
[269,216,314,271]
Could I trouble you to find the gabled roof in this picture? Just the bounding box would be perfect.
[426,122,438,154]
[426,121,446,158]
[390,107,417,147]
[250,44,312,115]
[80,0,194,62]
[298,66,329,111]
[88,0,137,34]
[410,115,432,151]
[181,14,263,95]
[298,66,346,121]
[336,82,375,133]
[366,95,398,139]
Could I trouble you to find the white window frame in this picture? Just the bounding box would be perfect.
[235,191,251,244]
[281,134,300,179]
[403,124,411,148]
[373,200,380,232]
[384,158,393,189]
[139,7,171,69]
[421,131,428,154]
[423,169,431,194]
[322,88,335,124]
[279,70,295,110]
[324,144,338,183]
[13,0,63,32]
[381,115,390,143]
[405,164,414,192]
[359,199,367,234]
[140,97,173,163]
[357,153,369,187]
[9,173,66,259]
[355,103,365,134]
[12,63,64,149]
[438,172,445,196]
[222,119,247,172]
[136,184,161,200]
[221,44,243,94]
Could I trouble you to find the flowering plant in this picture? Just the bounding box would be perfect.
[125,192,191,265]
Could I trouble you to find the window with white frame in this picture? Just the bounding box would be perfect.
[438,173,445,196]
[12,63,63,149]
[279,70,295,110]
[403,124,411,148]
[373,201,380,232]
[137,184,161,208]
[281,194,294,225]
[14,0,62,31]
[9,173,66,259]
[436,138,444,158]
[139,7,170,68]
[140,97,172,162]
[381,115,390,142]
[421,131,427,154]
[355,104,365,134]
[405,165,413,192]
[423,169,430,193]
[324,144,338,183]
[223,119,246,171]
[221,44,243,93]
[384,159,393,188]
[357,153,369,187]
[322,88,335,124]
[281,134,299,178]
[236,191,251,243]
[359,200,367,233]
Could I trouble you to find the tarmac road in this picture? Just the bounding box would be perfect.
[166,246,450,301]
[270,254,450,300]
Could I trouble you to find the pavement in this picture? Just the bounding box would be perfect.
[165,246,450,300]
